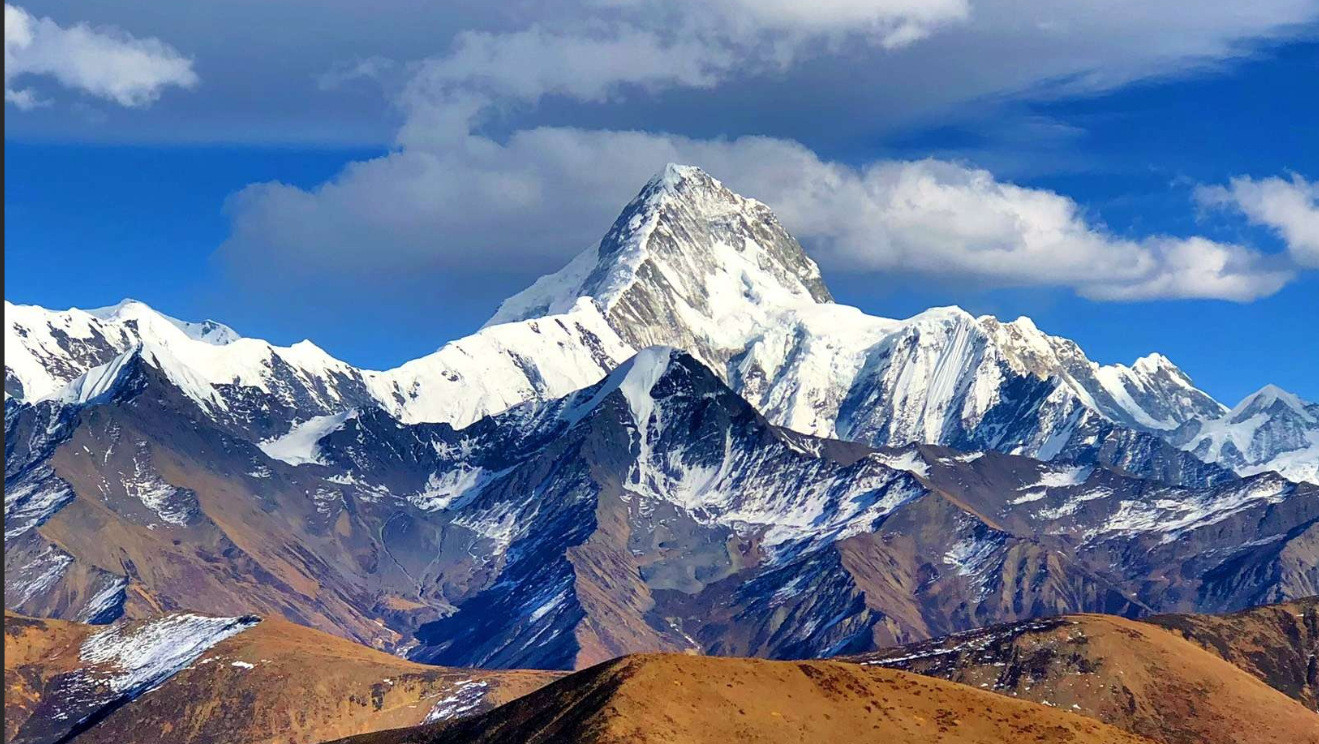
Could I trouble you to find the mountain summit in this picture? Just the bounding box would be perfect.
[484,166,1278,483]
[6,166,1313,483]
[487,164,832,366]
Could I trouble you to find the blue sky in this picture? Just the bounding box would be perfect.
[5,1,1318,404]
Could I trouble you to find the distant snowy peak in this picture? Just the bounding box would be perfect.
[1176,385,1319,484]
[979,316,1224,431]
[25,308,377,441]
[1229,384,1317,424]
[485,163,832,365]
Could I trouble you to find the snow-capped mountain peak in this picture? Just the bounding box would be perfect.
[87,299,241,346]
[485,164,832,366]
[1174,384,1318,483]
[1230,384,1316,424]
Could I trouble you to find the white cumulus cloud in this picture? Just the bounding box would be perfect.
[1196,174,1319,268]
[216,0,1311,305]
[220,118,1294,303]
[4,3,197,109]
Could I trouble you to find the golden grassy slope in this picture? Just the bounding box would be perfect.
[334,653,1155,744]
[856,613,1319,744]
[4,612,95,742]
[3,613,559,744]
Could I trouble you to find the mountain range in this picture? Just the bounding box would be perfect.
[5,165,1317,674]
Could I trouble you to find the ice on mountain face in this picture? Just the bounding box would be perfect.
[122,443,197,527]
[1008,490,1048,505]
[410,465,506,512]
[57,351,139,406]
[77,575,129,623]
[872,449,930,478]
[943,525,1007,602]
[79,614,259,698]
[1031,465,1093,488]
[944,533,1003,577]
[258,410,357,465]
[1032,487,1112,520]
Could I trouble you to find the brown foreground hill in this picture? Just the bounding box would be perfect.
[854,605,1319,744]
[10,602,1317,744]
[5,613,97,742]
[333,653,1153,744]
[4,612,557,744]
[1145,596,1319,710]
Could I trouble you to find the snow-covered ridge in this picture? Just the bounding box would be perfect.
[88,299,241,345]
[11,295,631,439]
[553,346,929,552]
[5,299,238,403]
[6,165,1311,483]
[80,613,260,697]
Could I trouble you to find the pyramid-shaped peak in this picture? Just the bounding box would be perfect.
[654,163,711,189]
[1132,353,1185,376]
[1234,383,1313,414]
[486,165,833,365]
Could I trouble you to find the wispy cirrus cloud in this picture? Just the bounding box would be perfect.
[4,3,197,110]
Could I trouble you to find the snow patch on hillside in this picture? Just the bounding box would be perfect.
[80,614,260,697]
[259,411,357,465]
[423,679,490,723]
